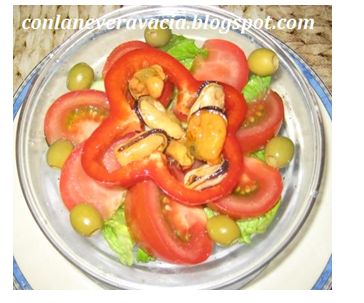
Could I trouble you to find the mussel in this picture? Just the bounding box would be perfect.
[184,160,228,190]
[166,139,194,168]
[189,82,225,118]
[186,106,227,165]
[128,65,166,100]
[135,96,184,140]
[114,129,169,166]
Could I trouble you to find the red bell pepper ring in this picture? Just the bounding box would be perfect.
[82,48,247,205]
[102,40,151,79]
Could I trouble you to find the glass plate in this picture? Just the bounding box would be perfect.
[15,5,326,289]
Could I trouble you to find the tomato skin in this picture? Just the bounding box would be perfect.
[237,90,284,153]
[210,156,283,219]
[192,39,249,91]
[162,196,208,238]
[125,181,213,264]
[102,41,151,78]
[44,90,109,145]
[60,143,125,219]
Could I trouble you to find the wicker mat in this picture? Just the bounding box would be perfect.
[13,5,332,92]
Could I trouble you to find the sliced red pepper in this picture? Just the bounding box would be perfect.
[102,40,174,108]
[102,40,151,79]
[158,79,174,107]
[82,48,247,205]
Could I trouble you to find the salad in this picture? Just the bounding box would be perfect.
[43,23,295,266]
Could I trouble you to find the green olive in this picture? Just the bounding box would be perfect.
[70,203,103,237]
[46,139,74,169]
[144,23,172,48]
[67,62,94,91]
[248,48,279,76]
[265,136,295,168]
[207,215,241,246]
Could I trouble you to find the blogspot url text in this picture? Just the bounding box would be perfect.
[21,14,315,34]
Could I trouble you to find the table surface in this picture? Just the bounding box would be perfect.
[13,5,332,93]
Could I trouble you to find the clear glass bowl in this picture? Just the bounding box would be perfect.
[16,5,325,289]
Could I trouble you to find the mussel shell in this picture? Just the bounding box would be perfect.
[195,81,220,97]
[117,128,169,153]
[135,96,184,140]
[184,160,229,190]
[189,106,227,121]
[189,82,225,118]
[134,97,157,126]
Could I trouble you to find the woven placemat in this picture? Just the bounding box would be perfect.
[222,5,332,91]
[13,5,332,92]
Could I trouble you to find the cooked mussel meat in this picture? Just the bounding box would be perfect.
[135,96,184,140]
[187,106,227,165]
[189,82,225,118]
[184,160,228,190]
[128,65,166,99]
[114,129,169,166]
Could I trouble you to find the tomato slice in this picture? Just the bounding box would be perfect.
[210,156,283,219]
[44,90,109,145]
[60,143,125,219]
[236,90,284,153]
[192,39,249,91]
[102,41,151,78]
[162,196,208,242]
[125,181,213,264]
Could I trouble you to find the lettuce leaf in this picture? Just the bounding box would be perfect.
[204,207,218,219]
[250,149,265,162]
[102,207,134,266]
[236,201,280,244]
[136,248,155,263]
[243,75,271,102]
[204,201,280,245]
[161,34,208,70]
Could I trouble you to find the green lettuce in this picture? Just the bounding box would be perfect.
[204,207,218,219]
[251,149,265,162]
[102,207,134,266]
[204,201,280,245]
[136,248,155,263]
[243,75,271,102]
[161,34,208,70]
[236,201,280,244]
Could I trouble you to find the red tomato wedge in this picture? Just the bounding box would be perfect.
[162,196,209,242]
[237,90,284,153]
[60,143,125,219]
[125,181,213,264]
[102,41,151,78]
[44,90,109,145]
[192,39,249,91]
[211,156,283,219]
